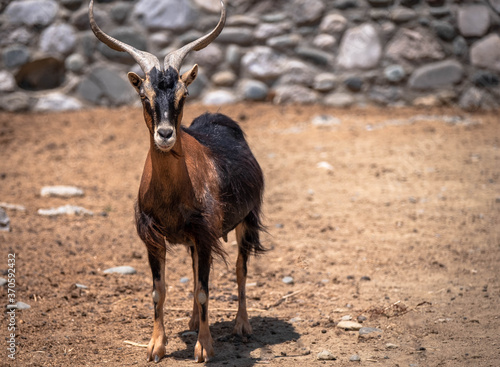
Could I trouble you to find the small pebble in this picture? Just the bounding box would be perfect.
[37,205,93,217]
[0,278,7,286]
[180,277,189,284]
[357,315,367,322]
[103,266,137,275]
[337,320,363,330]
[359,326,382,335]
[341,315,352,321]
[349,354,361,362]
[6,301,31,310]
[386,343,399,349]
[181,331,197,337]
[40,185,84,198]
[282,276,294,284]
[75,283,88,289]
[360,276,371,281]
[317,161,334,171]
[317,350,336,361]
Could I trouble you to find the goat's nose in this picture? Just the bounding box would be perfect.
[157,127,174,140]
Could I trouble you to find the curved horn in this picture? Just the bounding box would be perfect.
[164,0,226,71]
[89,0,160,74]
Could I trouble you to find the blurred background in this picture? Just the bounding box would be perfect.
[0,0,499,112]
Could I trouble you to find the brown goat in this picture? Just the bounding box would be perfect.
[89,0,265,363]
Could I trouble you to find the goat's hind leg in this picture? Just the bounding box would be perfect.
[188,246,200,331]
[233,218,261,336]
[146,249,168,363]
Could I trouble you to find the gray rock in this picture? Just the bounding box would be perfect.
[97,28,148,62]
[103,266,137,275]
[192,44,224,71]
[313,73,338,92]
[429,6,451,18]
[39,24,77,55]
[78,68,134,106]
[459,87,483,112]
[0,278,7,286]
[386,343,399,349]
[267,34,302,50]
[282,276,294,284]
[470,34,500,72]
[295,47,331,65]
[150,32,172,49]
[254,22,291,40]
[457,5,491,37]
[2,45,30,69]
[0,93,30,112]
[228,15,260,27]
[37,205,94,216]
[370,9,389,20]
[337,23,382,70]
[6,302,31,310]
[274,85,319,104]
[134,0,198,30]
[180,277,189,284]
[489,0,500,14]
[241,47,285,80]
[81,31,97,60]
[313,34,337,50]
[384,64,406,82]
[0,208,10,232]
[359,326,382,335]
[453,36,468,57]
[369,86,402,105]
[226,45,241,69]
[0,71,16,92]
[350,354,361,362]
[344,77,363,92]
[317,350,336,360]
[337,320,363,330]
[5,0,58,27]
[409,60,464,90]
[386,27,445,62]
[238,79,269,101]
[368,0,394,6]
[35,94,83,112]
[193,0,220,13]
[216,27,254,45]
[391,7,417,23]
[432,20,456,42]
[324,92,355,107]
[472,71,499,88]
[202,90,238,105]
[320,13,348,34]
[65,53,86,73]
[110,3,133,24]
[212,71,237,87]
[290,0,325,25]
[333,0,358,10]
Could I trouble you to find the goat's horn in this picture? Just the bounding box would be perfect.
[89,0,160,74]
[164,0,226,71]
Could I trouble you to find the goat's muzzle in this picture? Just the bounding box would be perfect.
[154,126,176,152]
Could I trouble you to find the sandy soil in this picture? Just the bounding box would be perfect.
[1,103,499,367]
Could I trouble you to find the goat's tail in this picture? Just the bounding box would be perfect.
[240,208,267,256]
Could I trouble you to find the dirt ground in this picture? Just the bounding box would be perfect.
[1,103,499,367]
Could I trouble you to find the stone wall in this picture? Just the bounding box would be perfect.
[1,0,499,112]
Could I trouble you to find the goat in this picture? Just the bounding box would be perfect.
[89,0,265,363]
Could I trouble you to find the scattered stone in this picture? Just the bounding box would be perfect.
[241,47,285,80]
[391,7,417,23]
[295,46,331,65]
[109,2,132,24]
[217,27,254,45]
[212,71,237,87]
[254,22,291,40]
[333,0,358,10]
[6,302,31,310]
[0,203,26,212]
[337,320,363,330]
[75,283,88,289]
[453,36,468,57]
[345,77,363,92]
[103,266,137,275]
[341,315,352,321]
[60,0,82,11]
[432,20,456,42]
[311,115,341,127]
[35,94,83,112]
[65,53,86,73]
[459,87,483,112]
[282,276,294,284]
[317,350,337,361]
[133,0,198,31]
[0,93,30,112]
[386,343,399,349]
[0,208,10,232]
[5,0,59,27]
[338,23,382,70]
[357,315,367,322]
[470,34,500,72]
[429,6,451,18]
[359,326,383,336]
[384,64,406,83]
[0,278,7,287]
[313,34,337,50]
[78,67,135,105]
[386,27,445,62]
[237,79,269,101]
[320,13,348,34]
[0,71,16,92]
[41,186,84,198]
[181,331,198,337]
[267,34,302,50]
[273,85,319,104]
[228,15,260,27]
[202,90,238,105]
[313,73,337,92]
[37,205,94,217]
[324,92,355,107]
[39,23,77,55]
[360,276,371,281]
[408,60,464,90]
[180,277,189,284]
[350,354,361,362]
[457,5,491,37]
[317,161,334,171]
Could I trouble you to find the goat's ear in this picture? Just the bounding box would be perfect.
[127,72,143,93]
[181,64,198,87]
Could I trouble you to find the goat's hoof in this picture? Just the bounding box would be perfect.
[194,339,214,363]
[233,315,253,336]
[146,335,167,363]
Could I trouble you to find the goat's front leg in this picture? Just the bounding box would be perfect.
[192,246,214,362]
[146,249,167,363]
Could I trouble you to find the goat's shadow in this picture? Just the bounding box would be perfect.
[169,316,301,365]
